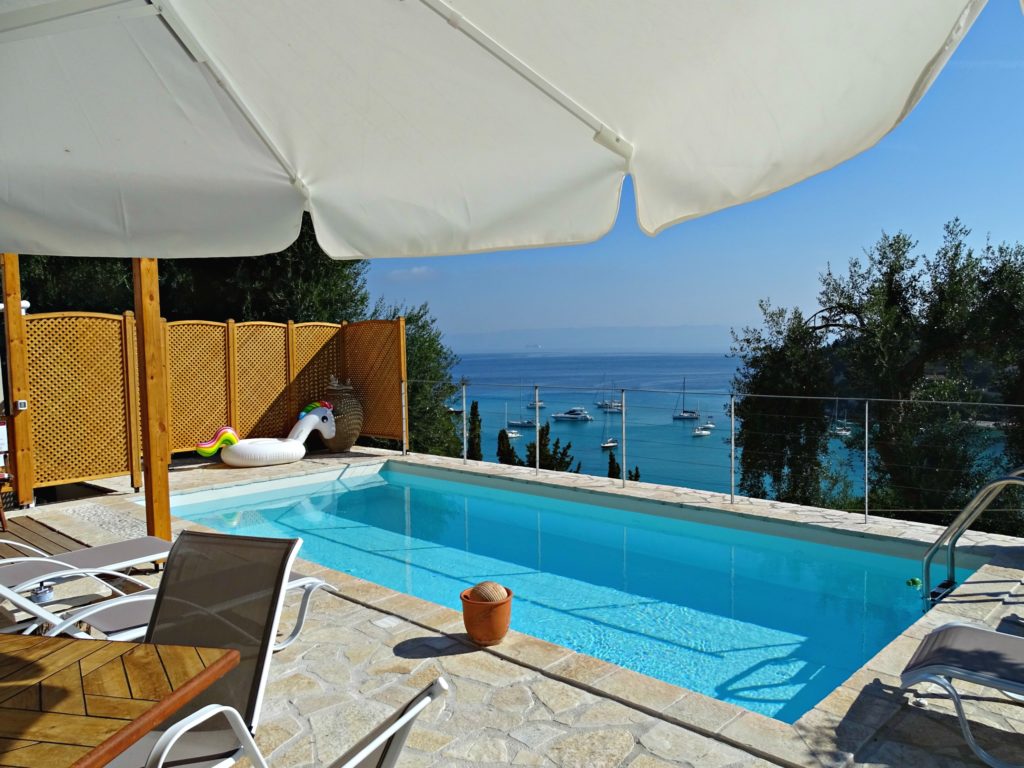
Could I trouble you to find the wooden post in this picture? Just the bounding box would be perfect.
[2,255,34,506]
[226,319,239,431]
[122,312,142,492]
[286,320,297,417]
[132,258,171,540]
[339,320,348,383]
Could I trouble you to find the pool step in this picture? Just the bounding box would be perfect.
[928,578,958,606]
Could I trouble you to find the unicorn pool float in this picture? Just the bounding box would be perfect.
[196,401,335,467]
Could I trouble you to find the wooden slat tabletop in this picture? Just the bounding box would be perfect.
[0,634,239,768]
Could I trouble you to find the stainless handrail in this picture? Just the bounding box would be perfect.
[922,466,1024,609]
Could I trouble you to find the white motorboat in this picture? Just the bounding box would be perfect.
[552,407,593,421]
[601,436,618,450]
[527,400,545,409]
[692,425,712,437]
[506,429,522,439]
[701,417,716,430]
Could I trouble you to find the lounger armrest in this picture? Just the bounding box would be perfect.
[44,591,157,637]
[10,566,153,596]
[329,677,449,768]
[0,540,47,557]
[144,704,267,768]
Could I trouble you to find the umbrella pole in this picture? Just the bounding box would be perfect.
[132,258,171,540]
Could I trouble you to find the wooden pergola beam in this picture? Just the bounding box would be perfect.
[132,258,171,540]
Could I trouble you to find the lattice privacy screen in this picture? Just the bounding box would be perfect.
[23,313,136,486]
[343,320,406,441]
[16,314,407,490]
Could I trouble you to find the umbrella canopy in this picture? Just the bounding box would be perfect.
[0,0,988,260]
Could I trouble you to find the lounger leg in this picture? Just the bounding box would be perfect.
[927,677,1021,768]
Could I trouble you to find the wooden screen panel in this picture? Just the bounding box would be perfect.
[167,322,229,452]
[343,320,405,440]
[293,323,341,408]
[24,314,130,485]
[235,323,289,438]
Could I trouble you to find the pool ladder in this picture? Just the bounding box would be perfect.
[921,466,1024,611]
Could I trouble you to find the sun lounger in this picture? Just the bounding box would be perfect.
[901,621,1024,768]
[0,535,169,594]
[43,571,329,651]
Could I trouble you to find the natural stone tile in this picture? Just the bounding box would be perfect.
[405,727,454,753]
[629,755,694,768]
[444,736,511,763]
[441,649,531,686]
[573,699,649,727]
[595,669,685,712]
[513,749,557,766]
[547,653,619,686]
[491,684,535,713]
[497,633,574,669]
[307,699,393,766]
[510,721,566,750]
[531,678,595,715]
[662,692,744,735]
[547,728,635,768]
[264,673,322,702]
[719,712,831,768]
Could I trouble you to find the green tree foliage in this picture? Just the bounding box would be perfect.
[374,302,460,457]
[19,213,460,458]
[525,423,581,473]
[607,450,621,480]
[732,304,833,506]
[467,401,483,461]
[628,466,641,482]
[496,429,524,466]
[20,214,370,322]
[733,219,1024,528]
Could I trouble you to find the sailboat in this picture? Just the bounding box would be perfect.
[507,391,536,429]
[831,399,852,437]
[672,378,699,420]
[600,407,618,449]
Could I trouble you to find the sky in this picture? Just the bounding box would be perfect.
[366,3,1024,354]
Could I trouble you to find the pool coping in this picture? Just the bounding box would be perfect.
[27,449,1024,768]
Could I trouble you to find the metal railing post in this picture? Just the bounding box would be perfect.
[864,400,870,523]
[401,381,408,455]
[730,394,736,504]
[534,385,541,475]
[461,383,467,463]
[620,388,627,488]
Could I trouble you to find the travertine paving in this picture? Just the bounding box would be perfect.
[14,449,1024,767]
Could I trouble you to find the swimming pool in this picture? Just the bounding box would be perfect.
[172,463,975,722]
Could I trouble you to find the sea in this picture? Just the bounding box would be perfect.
[449,352,743,493]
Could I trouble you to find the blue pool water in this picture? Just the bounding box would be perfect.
[174,466,974,722]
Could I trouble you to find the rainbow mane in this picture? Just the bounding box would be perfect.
[298,400,333,419]
[196,425,239,457]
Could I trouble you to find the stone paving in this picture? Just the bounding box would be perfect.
[12,449,1024,767]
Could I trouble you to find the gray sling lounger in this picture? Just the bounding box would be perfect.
[0,535,169,592]
[902,621,1024,768]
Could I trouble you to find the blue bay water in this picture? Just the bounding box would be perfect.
[447,352,863,496]
[176,466,958,721]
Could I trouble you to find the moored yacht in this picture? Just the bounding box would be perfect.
[552,407,593,421]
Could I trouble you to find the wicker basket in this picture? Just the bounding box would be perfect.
[323,379,363,453]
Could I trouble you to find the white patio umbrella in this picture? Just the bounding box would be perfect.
[1,0,989,260]
[0,0,993,534]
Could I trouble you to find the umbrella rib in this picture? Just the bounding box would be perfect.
[417,0,633,165]
[152,0,309,199]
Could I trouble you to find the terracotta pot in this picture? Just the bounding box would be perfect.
[460,587,513,646]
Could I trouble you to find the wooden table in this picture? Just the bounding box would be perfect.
[0,634,239,768]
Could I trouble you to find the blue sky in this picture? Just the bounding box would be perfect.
[367,3,1024,354]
